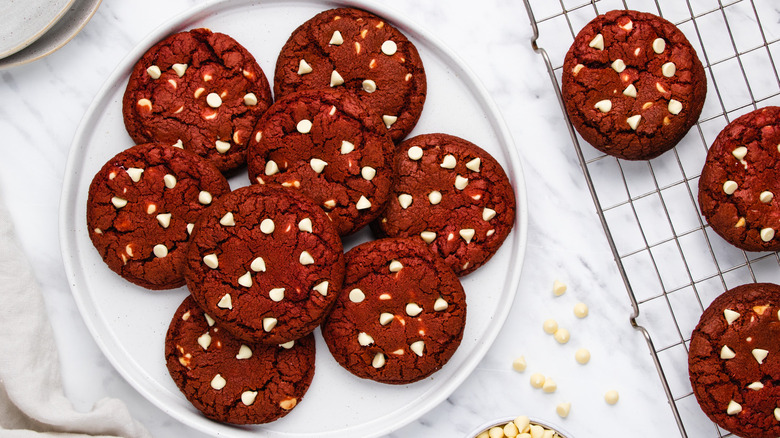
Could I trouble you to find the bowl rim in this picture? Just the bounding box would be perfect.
[466,415,573,438]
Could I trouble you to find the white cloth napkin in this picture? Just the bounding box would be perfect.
[0,198,151,438]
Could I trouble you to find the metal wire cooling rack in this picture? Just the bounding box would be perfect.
[523,0,780,437]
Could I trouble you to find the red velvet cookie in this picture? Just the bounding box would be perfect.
[165,296,315,424]
[699,107,780,252]
[374,134,515,276]
[688,283,780,438]
[122,28,273,173]
[562,10,706,160]
[321,238,466,384]
[185,184,345,344]
[87,143,230,290]
[273,7,426,143]
[247,88,395,236]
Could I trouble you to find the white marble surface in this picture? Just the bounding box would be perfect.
[0,0,701,436]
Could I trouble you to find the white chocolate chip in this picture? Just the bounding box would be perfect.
[309,158,327,173]
[219,212,235,227]
[379,312,394,325]
[299,251,314,266]
[279,341,295,349]
[720,345,736,360]
[408,146,423,160]
[172,63,187,77]
[556,402,571,418]
[440,154,456,169]
[662,62,676,77]
[233,344,254,361]
[349,288,365,303]
[313,281,329,296]
[748,381,764,390]
[243,93,258,106]
[668,99,683,115]
[652,38,666,54]
[554,328,570,344]
[542,376,557,393]
[372,352,386,368]
[297,119,313,134]
[330,70,344,87]
[206,92,222,108]
[513,416,531,433]
[361,166,376,180]
[543,319,558,335]
[428,191,442,205]
[410,340,425,356]
[156,213,171,228]
[146,203,156,214]
[761,191,774,203]
[611,59,626,73]
[382,115,397,128]
[727,400,742,415]
[459,228,475,243]
[483,207,497,221]
[198,191,212,205]
[260,218,275,234]
[358,332,374,346]
[137,98,152,111]
[203,254,219,269]
[111,197,127,208]
[279,398,297,411]
[398,194,413,209]
[512,356,527,372]
[466,157,481,172]
[433,297,448,311]
[163,174,177,189]
[589,33,604,50]
[529,373,545,389]
[250,257,266,272]
[194,87,205,98]
[217,294,232,309]
[406,303,423,317]
[420,231,436,243]
[263,317,277,332]
[454,175,468,190]
[503,422,519,438]
[215,140,230,153]
[197,332,212,350]
[210,374,226,390]
[761,227,775,242]
[623,84,637,98]
[297,218,313,233]
[574,302,589,318]
[605,389,620,405]
[620,19,633,31]
[362,79,377,93]
[752,348,769,364]
[724,309,740,324]
[356,195,372,210]
[329,30,344,45]
[594,99,612,113]
[146,65,161,79]
[723,180,738,195]
[340,140,355,154]
[381,40,397,55]
[323,199,336,209]
[627,114,642,130]
[775,408,780,421]
[187,223,194,235]
[298,59,313,75]
[153,244,168,258]
[241,390,258,406]
[269,287,285,302]
[238,271,252,288]
[389,260,403,272]
[552,280,567,296]
[126,167,143,182]
[575,348,591,364]
[733,147,748,160]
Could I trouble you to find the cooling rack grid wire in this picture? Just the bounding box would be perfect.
[522,0,780,436]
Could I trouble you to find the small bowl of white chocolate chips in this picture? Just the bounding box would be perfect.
[470,415,571,438]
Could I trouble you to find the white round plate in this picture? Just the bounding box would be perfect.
[59,1,528,436]
[0,0,74,59]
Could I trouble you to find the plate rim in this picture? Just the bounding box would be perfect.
[0,0,76,59]
[58,0,529,436]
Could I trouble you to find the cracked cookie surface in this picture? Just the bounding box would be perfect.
[185,184,345,344]
[247,88,395,236]
[374,133,515,276]
[699,107,780,252]
[87,143,230,290]
[562,9,706,160]
[122,28,273,173]
[321,238,466,384]
[688,283,780,438]
[273,7,426,143]
[165,296,315,424]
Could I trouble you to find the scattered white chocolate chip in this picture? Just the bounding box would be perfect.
[420,231,436,243]
[241,390,258,406]
[747,382,764,390]
[466,158,481,172]
[553,280,567,296]
[146,65,161,79]
[668,99,683,115]
[574,302,589,318]
[512,356,527,372]
[313,281,329,296]
[589,33,604,50]
[652,38,666,54]
[186,223,194,235]
[721,345,736,360]
[752,348,769,364]
[735,217,746,228]
[440,154,457,169]
[575,348,591,364]
[349,288,365,303]
[627,114,642,130]
[194,87,205,98]
[727,400,742,415]
[621,19,633,31]
[611,59,626,73]
[238,271,252,288]
[250,257,266,272]
[372,352,386,368]
[382,115,397,128]
[197,332,212,350]
[724,309,740,324]
[543,319,558,335]
[379,312,394,326]
[203,254,219,269]
[236,344,252,359]
[243,93,258,106]
[297,119,313,134]
[309,157,327,173]
[126,167,143,182]
[723,180,738,195]
[356,195,372,210]
[260,218,275,234]
[775,408,780,421]
[219,212,235,227]
[433,297,448,311]
[217,294,232,309]
[329,30,344,45]
[341,140,355,154]
[362,79,377,93]
[111,197,127,208]
[279,398,297,411]
[605,389,620,405]
[410,340,425,356]
[156,213,171,228]
[662,62,676,77]
[454,175,468,190]
[572,63,584,75]
[556,402,571,418]
[398,194,413,209]
[215,140,230,153]
[761,191,774,203]
[594,99,612,113]
[263,317,277,332]
[210,374,226,390]
[298,218,313,232]
[330,70,344,87]
[279,341,295,349]
[623,84,638,98]
[554,328,570,344]
[408,146,423,160]
[482,207,497,221]
[357,332,374,346]
[428,191,442,205]
[198,191,212,205]
[459,228,475,243]
[542,376,557,393]
[163,174,177,189]
[323,199,336,209]
[361,166,376,180]
[146,203,156,214]
[406,303,423,317]
[389,260,403,272]
[269,287,285,302]
[298,59,313,75]
[172,63,187,77]
[299,251,314,266]
[206,92,222,108]
[381,40,397,55]
[529,373,545,389]
[733,146,748,160]
[153,244,168,258]
[761,227,775,242]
